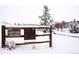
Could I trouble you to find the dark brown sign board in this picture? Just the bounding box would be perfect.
[24,28,36,40]
[8,28,20,37]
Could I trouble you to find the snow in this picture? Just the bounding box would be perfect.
[5,25,50,28]
[0,28,79,54]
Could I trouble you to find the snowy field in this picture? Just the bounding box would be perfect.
[0,28,79,54]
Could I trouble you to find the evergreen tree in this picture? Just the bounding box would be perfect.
[39,5,53,26]
[39,5,53,33]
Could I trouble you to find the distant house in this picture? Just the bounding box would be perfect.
[65,21,79,28]
[53,20,79,30]
[64,22,71,28]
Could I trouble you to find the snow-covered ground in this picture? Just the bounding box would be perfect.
[0,28,79,54]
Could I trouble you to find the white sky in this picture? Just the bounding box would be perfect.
[0,0,79,24]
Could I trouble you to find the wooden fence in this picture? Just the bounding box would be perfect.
[1,25,52,48]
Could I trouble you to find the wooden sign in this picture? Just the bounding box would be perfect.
[24,28,36,40]
[8,28,20,37]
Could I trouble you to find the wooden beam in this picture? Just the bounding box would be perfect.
[6,26,50,29]
[16,41,50,45]
[2,25,6,48]
[49,26,52,47]
[36,34,50,36]
[6,35,24,38]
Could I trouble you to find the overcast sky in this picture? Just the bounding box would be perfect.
[0,0,79,24]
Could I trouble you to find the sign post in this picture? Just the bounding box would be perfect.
[2,25,6,48]
[1,25,52,48]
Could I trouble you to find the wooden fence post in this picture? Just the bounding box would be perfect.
[2,25,6,48]
[49,26,52,47]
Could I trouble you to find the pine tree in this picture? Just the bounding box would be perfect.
[39,5,53,26]
[39,5,53,33]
